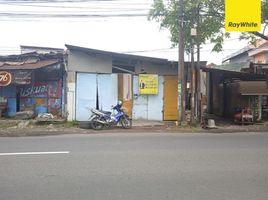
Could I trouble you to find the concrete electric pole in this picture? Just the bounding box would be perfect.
[178,0,186,123]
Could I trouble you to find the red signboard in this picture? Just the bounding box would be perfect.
[0,71,12,86]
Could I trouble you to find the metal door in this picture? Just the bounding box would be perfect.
[76,73,118,121]
[76,73,97,121]
[97,74,118,111]
[148,76,164,120]
[164,75,178,120]
[132,75,148,119]
[133,75,163,120]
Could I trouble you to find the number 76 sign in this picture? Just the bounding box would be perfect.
[0,71,12,86]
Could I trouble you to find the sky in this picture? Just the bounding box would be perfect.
[0,0,251,65]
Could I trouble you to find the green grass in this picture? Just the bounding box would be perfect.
[0,119,81,130]
[56,121,79,128]
[0,121,18,129]
[33,120,79,128]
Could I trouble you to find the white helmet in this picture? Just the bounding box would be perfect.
[118,100,123,106]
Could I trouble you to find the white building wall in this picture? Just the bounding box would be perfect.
[67,82,76,121]
[135,62,177,75]
[67,50,112,73]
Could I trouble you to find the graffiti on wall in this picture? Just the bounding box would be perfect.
[20,83,48,97]
[20,98,33,111]
[13,71,32,85]
[19,80,61,98]
[18,80,62,115]
[48,99,61,115]
[48,80,61,98]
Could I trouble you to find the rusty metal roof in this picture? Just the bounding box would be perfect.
[239,81,268,95]
[0,59,60,70]
[201,67,267,81]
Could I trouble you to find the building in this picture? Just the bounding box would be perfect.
[202,67,268,121]
[65,44,207,122]
[223,38,268,64]
[248,40,268,63]
[206,37,268,122]
[222,45,254,64]
[0,52,65,117]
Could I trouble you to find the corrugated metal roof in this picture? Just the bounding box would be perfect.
[65,44,208,68]
[222,45,254,62]
[211,62,249,72]
[248,48,268,57]
[222,39,268,62]
[20,45,64,51]
[201,67,267,81]
[65,44,172,63]
[239,81,268,95]
[0,59,60,70]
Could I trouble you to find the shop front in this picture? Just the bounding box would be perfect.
[0,58,65,118]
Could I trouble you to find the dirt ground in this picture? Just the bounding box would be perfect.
[0,118,267,137]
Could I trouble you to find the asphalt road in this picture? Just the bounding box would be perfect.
[0,132,268,200]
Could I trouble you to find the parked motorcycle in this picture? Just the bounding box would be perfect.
[233,107,253,125]
[89,100,132,130]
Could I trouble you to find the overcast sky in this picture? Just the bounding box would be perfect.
[0,0,250,64]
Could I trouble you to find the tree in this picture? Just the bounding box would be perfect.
[149,0,268,52]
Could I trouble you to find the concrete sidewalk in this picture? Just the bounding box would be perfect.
[132,119,166,127]
[1,118,268,136]
[0,118,167,128]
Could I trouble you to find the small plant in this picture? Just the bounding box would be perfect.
[0,123,17,129]
[58,121,79,128]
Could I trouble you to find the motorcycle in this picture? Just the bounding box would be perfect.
[233,107,253,125]
[89,101,132,130]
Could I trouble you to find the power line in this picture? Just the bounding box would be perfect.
[0,12,149,18]
[0,1,152,20]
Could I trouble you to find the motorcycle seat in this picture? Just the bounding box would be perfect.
[100,111,111,115]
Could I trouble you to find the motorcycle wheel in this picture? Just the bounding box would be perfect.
[120,115,132,129]
[90,117,104,130]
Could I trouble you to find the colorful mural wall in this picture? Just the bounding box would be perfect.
[0,79,62,117]
[19,80,62,116]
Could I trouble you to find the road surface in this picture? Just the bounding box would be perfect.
[0,132,268,200]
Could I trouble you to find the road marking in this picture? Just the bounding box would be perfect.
[0,151,70,156]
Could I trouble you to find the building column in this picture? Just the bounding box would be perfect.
[67,71,76,121]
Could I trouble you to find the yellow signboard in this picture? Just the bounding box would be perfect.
[139,74,158,94]
[225,0,261,32]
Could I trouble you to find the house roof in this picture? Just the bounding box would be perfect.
[20,45,64,52]
[222,45,254,62]
[248,48,268,57]
[0,59,60,70]
[223,38,268,62]
[65,44,173,64]
[0,51,64,71]
[239,81,268,95]
[211,62,249,72]
[201,67,266,81]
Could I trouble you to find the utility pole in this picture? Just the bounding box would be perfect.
[196,4,201,122]
[190,25,197,124]
[178,0,186,123]
[190,36,195,124]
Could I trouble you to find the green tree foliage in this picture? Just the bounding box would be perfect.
[149,0,268,52]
